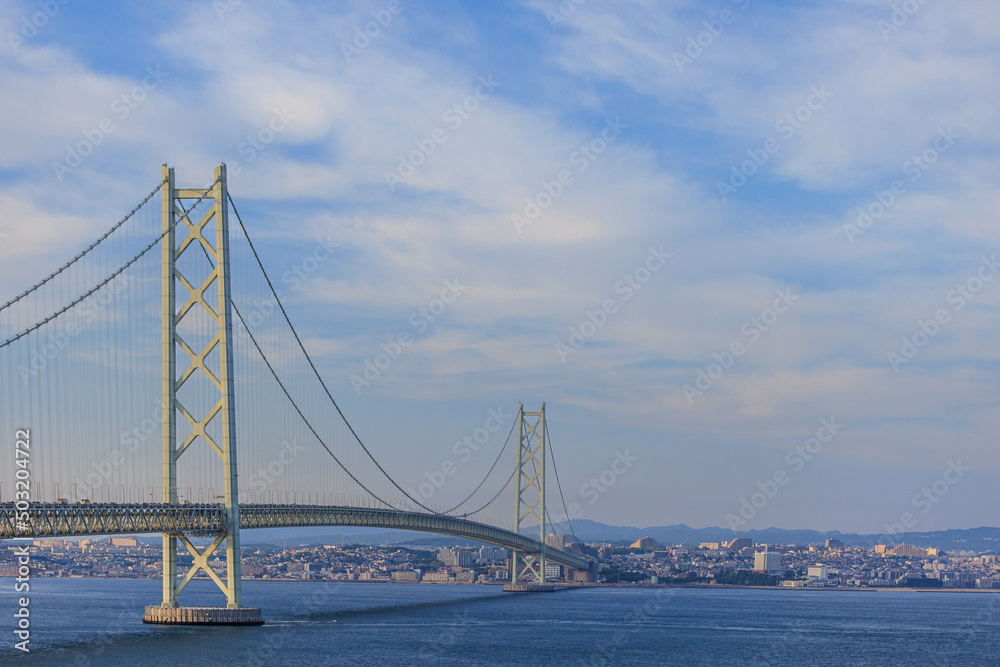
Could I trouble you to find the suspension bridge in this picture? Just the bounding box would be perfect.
[0,165,593,625]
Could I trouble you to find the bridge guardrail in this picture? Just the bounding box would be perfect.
[0,504,591,571]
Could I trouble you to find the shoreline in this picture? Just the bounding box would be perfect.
[15,575,1000,593]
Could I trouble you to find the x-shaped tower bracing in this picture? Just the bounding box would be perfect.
[512,403,548,585]
[160,164,243,610]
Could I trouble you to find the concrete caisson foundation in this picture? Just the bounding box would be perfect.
[143,606,263,625]
[502,583,555,592]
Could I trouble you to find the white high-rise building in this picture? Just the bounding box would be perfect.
[807,565,828,579]
[437,547,474,568]
[754,550,782,572]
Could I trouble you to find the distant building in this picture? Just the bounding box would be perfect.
[391,570,420,582]
[754,549,782,573]
[825,538,844,549]
[478,546,508,562]
[545,534,566,550]
[110,537,139,547]
[698,542,721,550]
[438,548,474,568]
[726,538,752,551]
[886,544,928,558]
[875,545,888,554]
[630,537,659,550]
[544,563,563,580]
[807,565,829,579]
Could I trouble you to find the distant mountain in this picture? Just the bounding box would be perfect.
[23,520,999,553]
[557,520,1000,552]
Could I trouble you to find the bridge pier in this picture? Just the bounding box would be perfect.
[502,583,555,592]
[143,606,263,625]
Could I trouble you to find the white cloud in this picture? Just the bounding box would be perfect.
[1,0,999,529]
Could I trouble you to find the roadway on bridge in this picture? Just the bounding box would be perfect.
[3,503,592,571]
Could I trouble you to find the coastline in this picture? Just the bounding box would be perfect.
[14,575,1000,593]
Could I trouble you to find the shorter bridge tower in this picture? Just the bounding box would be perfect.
[504,402,555,592]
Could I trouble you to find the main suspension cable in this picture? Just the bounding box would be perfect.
[460,465,517,518]
[0,177,167,313]
[230,299,400,510]
[443,420,516,516]
[228,194,491,517]
[544,420,578,542]
[0,179,218,351]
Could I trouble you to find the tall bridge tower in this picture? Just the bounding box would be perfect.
[143,164,262,625]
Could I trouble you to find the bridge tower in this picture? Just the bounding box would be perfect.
[144,164,262,625]
[504,402,555,592]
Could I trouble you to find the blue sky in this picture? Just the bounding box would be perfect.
[2,0,999,532]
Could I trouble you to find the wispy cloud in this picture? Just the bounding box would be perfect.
[1,0,998,531]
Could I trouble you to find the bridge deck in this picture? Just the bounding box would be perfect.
[1,504,591,571]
